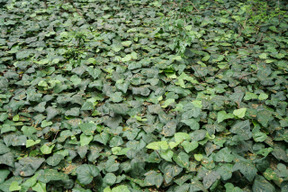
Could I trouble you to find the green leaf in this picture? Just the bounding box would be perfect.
[37,169,70,183]
[70,75,82,86]
[161,98,175,108]
[181,119,200,130]
[9,181,21,191]
[40,143,55,154]
[252,176,275,192]
[26,139,41,148]
[253,128,268,142]
[0,169,10,184]
[216,164,233,181]
[76,164,99,185]
[233,159,257,182]
[46,154,64,166]
[160,150,174,162]
[162,120,177,137]
[230,120,252,140]
[65,107,80,117]
[81,101,94,110]
[94,132,110,145]
[1,124,16,134]
[203,171,220,189]
[257,110,273,127]
[103,173,117,185]
[20,173,38,192]
[12,114,19,121]
[259,53,268,59]
[181,141,198,153]
[80,123,97,135]
[112,41,123,52]
[86,58,97,64]
[121,55,132,62]
[213,147,234,163]
[111,185,130,192]
[110,92,123,103]
[173,152,189,169]
[160,163,182,184]
[217,111,234,123]
[86,67,101,79]
[169,132,190,149]
[121,41,132,47]
[144,171,163,188]
[38,80,48,87]
[80,134,93,146]
[0,142,10,155]
[233,108,247,118]
[15,157,45,176]
[258,93,268,100]
[32,182,46,192]
[256,147,273,157]
[40,120,52,128]
[146,141,169,151]
[244,92,258,100]
[194,154,203,161]
[224,183,243,192]
[191,100,202,109]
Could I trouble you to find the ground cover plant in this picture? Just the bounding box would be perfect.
[0,0,288,191]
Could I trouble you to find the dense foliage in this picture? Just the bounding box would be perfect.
[0,0,288,191]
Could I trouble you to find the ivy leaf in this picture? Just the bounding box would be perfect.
[160,150,174,162]
[80,134,93,146]
[146,141,169,151]
[110,92,123,103]
[94,132,110,145]
[80,123,97,136]
[203,171,220,189]
[181,141,198,153]
[233,108,247,118]
[26,139,41,148]
[259,53,268,59]
[103,173,117,185]
[46,154,64,166]
[76,164,99,185]
[0,152,14,167]
[0,142,10,155]
[230,120,252,140]
[15,157,45,176]
[121,41,132,47]
[244,92,258,100]
[233,159,257,182]
[70,75,82,86]
[41,120,52,128]
[40,143,55,154]
[213,147,234,163]
[9,181,21,191]
[224,183,243,192]
[173,152,189,169]
[217,111,234,123]
[252,176,275,192]
[32,182,46,192]
[258,93,268,100]
[0,169,10,184]
[111,185,130,192]
[181,119,200,130]
[216,164,233,181]
[144,171,163,188]
[194,154,203,161]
